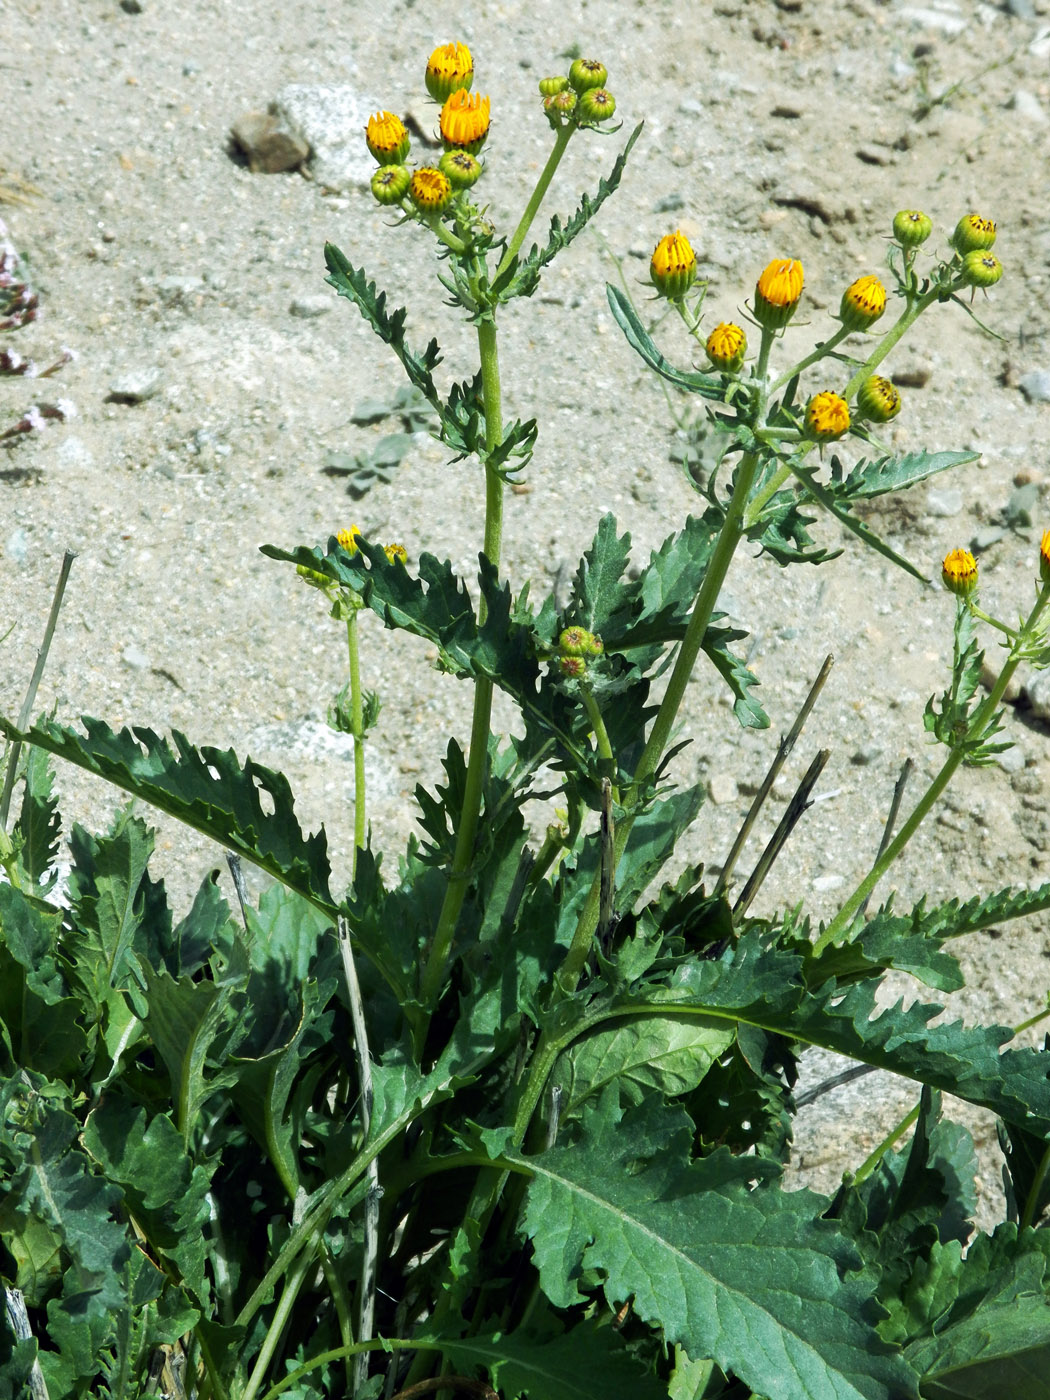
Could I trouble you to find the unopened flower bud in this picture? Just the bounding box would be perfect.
[568,58,608,93]
[839,274,887,333]
[337,526,361,556]
[410,167,453,213]
[559,626,603,658]
[577,88,616,124]
[439,150,483,189]
[1040,529,1050,586]
[805,390,850,442]
[439,90,491,153]
[557,654,587,679]
[371,164,411,205]
[297,563,330,590]
[855,375,902,423]
[893,210,932,247]
[951,214,996,254]
[754,258,804,330]
[706,322,747,372]
[425,42,473,102]
[959,250,1003,288]
[544,88,577,123]
[365,111,410,165]
[384,542,408,564]
[942,547,978,597]
[538,75,568,96]
[650,231,697,301]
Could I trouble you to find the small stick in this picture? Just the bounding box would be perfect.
[716,653,833,896]
[795,1062,876,1108]
[857,758,914,918]
[545,1084,562,1151]
[338,915,381,1396]
[598,777,616,950]
[389,1378,497,1400]
[4,1285,50,1400]
[0,549,76,828]
[225,853,250,931]
[733,749,831,917]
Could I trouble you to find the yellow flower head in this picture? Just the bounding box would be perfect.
[365,111,410,165]
[706,322,747,372]
[337,526,361,557]
[426,42,473,102]
[1040,529,1050,586]
[805,391,850,442]
[650,231,697,301]
[754,258,804,329]
[410,167,453,213]
[439,90,491,153]
[942,547,978,597]
[840,274,887,333]
[384,542,408,565]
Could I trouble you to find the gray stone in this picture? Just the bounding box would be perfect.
[1009,89,1046,122]
[273,84,380,192]
[106,367,163,404]
[972,526,1006,551]
[1018,369,1050,404]
[995,744,1026,774]
[231,111,309,174]
[5,529,29,565]
[926,486,963,517]
[122,644,150,670]
[1026,669,1050,722]
[119,0,144,11]
[708,772,739,805]
[812,874,846,893]
[289,294,332,319]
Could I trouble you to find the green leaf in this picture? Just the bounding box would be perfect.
[500,125,644,304]
[0,715,335,915]
[567,515,633,636]
[837,449,979,501]
[82,1098,212,1303]
[497,1093,915,1400]
[553,1013,734,1116]
[435,1320,666,1400]
[324,244,443,411]
[12,743,61,893]
[606,284,727,400]
[784,458,928,581]
[0,885,89,1077]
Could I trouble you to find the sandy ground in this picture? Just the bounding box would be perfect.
[4,0,1050,1220]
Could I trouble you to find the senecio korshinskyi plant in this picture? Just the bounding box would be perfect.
[5,41,1050,1400]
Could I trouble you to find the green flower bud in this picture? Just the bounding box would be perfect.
[959,250,1003,288]
[951,214,996,254]
[577,88,616,124]
[538,74,569,96]
[559,626,604,658]
[892,209,932,247]
[855,375,902,423]
[371,164,411,205]
[557,654,587,679]
[543,88,577,125]
[439,150,483,189]
[568,58,608,93]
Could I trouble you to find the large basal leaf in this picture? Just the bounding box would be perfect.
[0,715,334,914]
[435,1319,666,1400]
[493,1093,915,1400]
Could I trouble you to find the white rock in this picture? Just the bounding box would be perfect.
[274,84,380,192]
[1026,670,1050,722]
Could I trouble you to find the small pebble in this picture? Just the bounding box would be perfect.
[122,644,150,670]
[1009,89,1046,122]
[5,529,29,565]
[106,367,163,404]
[995,745,1026,775]
[981,659,1022,704]
[1026,670,1050,722]
[850,744,882,766]
[708,773,739,806]
[119,0,144,12]
[971,525,1006,551]
[1018,369,1050,404]
[289,295,332,319]
[813,874,846,893]
[926,487,963,518]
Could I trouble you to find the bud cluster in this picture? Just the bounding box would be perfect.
[539,56,617,130]
[554,626,604,679]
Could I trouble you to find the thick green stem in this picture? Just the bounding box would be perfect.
[770,325,850,394]
[346,608,366,879]
[241,1251,314,1400]
[580,682,618,801]
[852,1102,921,1186]
[418,319,504,1013]
[816,582,1050,951]
[496,125,573,280]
